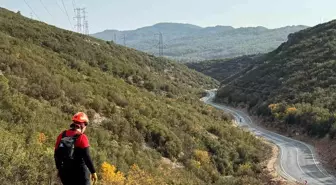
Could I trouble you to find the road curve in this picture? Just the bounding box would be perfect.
[202,90,336,185]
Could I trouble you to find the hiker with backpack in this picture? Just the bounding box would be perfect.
[54,112,98,185]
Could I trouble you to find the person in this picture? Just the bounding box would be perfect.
[54,112,98,185]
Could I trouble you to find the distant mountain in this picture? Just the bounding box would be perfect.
[92,23,308,62]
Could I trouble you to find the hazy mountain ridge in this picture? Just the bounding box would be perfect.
[92,23,308,62]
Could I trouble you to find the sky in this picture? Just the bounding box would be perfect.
[1,0,336,33]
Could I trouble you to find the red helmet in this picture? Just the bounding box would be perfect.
[72,112,89,124]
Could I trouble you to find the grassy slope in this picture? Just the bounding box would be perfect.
[216,20,336,138]
[0,8,271,185]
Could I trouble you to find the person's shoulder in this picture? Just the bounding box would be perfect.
[76,133,90,148]
[78,133,90,143]
[79,133,89,139]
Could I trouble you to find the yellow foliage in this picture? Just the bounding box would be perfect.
[100,163,166,185]
[268,103,278,111]
[239,163,251,171]
[286,107,297,114]
[38,133,47,144]
[237,163,253,175]
[190,159,201,169]
[194,149,210,164]
[101,162,125,185]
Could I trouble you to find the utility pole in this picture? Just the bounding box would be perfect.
[123,34,126,46]
[82,8,89,35]
[156,32,164,56]
[74,8,82,33]
[160,32,164,56]
[30,12,33,19]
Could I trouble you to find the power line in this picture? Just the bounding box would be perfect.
[60,0,73,28]
[39,0,53,18]
[23,0,40,20]
[56,0,66,14]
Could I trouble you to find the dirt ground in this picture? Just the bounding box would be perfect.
[261,139,303,185]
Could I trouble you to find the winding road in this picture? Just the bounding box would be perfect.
[202,90,336,185]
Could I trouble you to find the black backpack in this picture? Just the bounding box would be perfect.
[55,131,81,166]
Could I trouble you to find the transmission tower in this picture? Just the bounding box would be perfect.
[156,32,163,56]
[123,34,126,46]
[73,8,89,35]
[74,8,82,33]
[82,8,89,35]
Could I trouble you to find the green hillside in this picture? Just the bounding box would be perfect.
[186,55,260,82]
[92,23,307,62]
[0,8,273,185]
[216,20,336,138]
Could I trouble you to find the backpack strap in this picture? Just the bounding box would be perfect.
[72,133,82,143]
[73,133,81,139]
[61,130,67,138]
[61,130,82,143]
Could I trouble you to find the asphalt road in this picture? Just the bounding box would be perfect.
[202,90,336,185]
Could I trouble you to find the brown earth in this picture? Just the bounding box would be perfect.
[254,118,336,177]
[262,140,296,185]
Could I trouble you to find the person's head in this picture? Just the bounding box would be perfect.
[70,112,89,133]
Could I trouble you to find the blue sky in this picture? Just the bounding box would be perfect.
[1,0,335,33]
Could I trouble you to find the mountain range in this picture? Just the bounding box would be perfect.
[92,23,308,62]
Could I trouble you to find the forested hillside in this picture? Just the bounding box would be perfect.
[187,55,260,82]
[92,23,307,62]
[216,20,336,138]
[0,8,274,185]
